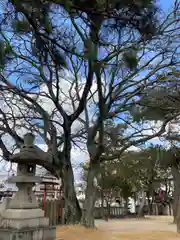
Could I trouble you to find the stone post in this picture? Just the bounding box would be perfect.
[0,133,56,240]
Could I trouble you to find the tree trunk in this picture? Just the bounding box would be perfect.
[101,188,104,219]
[147,192,153,215]
[106,200,110,220]
[138,191,146,217]
[63,164,82,224]
[171,165,180,228]
[124,198,129,214]
[100,173,108,220]
[176,195,180,233]
[173,192,178,224]
[81,161,99,228]
[62,120,82,224]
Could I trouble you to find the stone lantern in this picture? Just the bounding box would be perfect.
[0,133,56,240]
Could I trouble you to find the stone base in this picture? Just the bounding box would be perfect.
[0,209,49,229]
[2,209,45,219]
[1,208,44,219]
[0,226,56,240]
[0,217,49,229]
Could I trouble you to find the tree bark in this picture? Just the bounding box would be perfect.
[147,192,153,215]
[173,192,178,224]
[63,164,82,224]
[138,191,146,217]
[100,187,104,219]
[171,164,180,228]
[124,198,129,214]
[175,194,180,233]
[62,120,82,224]
[81,161,99,228]
[100,172,108,220]
[106,200,110,220]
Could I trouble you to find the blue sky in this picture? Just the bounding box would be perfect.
[159,0,174,11]
[1,0,176,141]
[5,0,174,84]
[0,0,177,179]
[6,0,176,138]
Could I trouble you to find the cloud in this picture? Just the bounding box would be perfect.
[0,70,178,183]
[0,72,96,181]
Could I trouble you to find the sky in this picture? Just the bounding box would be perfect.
[159,0,174,11]
[0,0,178,183]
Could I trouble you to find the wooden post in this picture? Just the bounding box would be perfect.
[49,200,54,225]
[43,184,47,216]
[55,200,59,225]
[58,186,62,220]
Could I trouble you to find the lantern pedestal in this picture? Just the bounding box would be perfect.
[0,226,56,240]
[0,133,56,240]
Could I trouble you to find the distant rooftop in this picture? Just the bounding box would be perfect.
[0,174,17,192]
[0,171,61,193]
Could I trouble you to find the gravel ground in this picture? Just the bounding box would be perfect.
[95,216,176,232]
[56,216,179,240]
